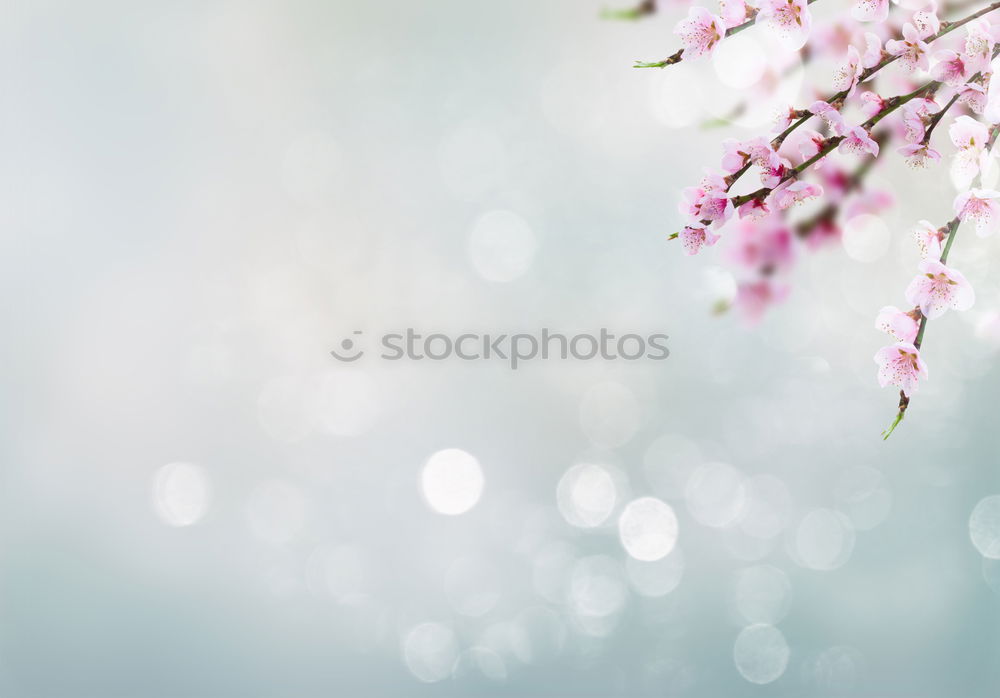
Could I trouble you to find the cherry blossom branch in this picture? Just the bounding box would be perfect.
[729,41,996,214]
[922,93,961,143]
[882,123,1000,438]
[936,0,1000,35]
[881,216,960,439]
[728,83,938,210]
[631,2,1000,429]
[716,3,1000,194]
[682,58,990,231]
[634,0,820,69]
[636,0,998,70]
[795,135,886,238]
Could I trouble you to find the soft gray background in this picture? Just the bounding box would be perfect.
[2,0,1000,696]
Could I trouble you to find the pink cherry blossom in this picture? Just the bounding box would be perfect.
[738,197,771,220]
[875,306,920,343]
[911,10,940,40]
[862,32,883,69]
[792,128,827,166]
[874,342,928,397]
[674,7,727,60]
[885,23,930,72]
[773,105,799,132]
[833,45,863,96]
[759,157,792,187]
[859,91,887,119]
[954,188,1000,237]
[904,259,975,319]
[852,0,891,23]
[957,83,988,115]
[949,115,991,187]
[679,173,734,225]
[743,137,781,169]
[949,114,989,149]
[898,142,941,168]
[809,100,847,136]
[773,180,823,209]
[913,219,945,258]
[838,126,879,157]
[930,50,968,86]
[756,0,812,50]
[679,225,721,255]
[900,97,939,143]
[964,18,996,74]
[720,138,775,174]
[719,0,751,29]
[734,278,790,324]
[721,139,747,174]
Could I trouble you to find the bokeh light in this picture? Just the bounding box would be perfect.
[152,462,211,527]
[421,448,485,516]
[403,622,459,683]
[556,463,618,528]
[617,496,679,561]
[685,462,747,528]
[802,645,863,692]
[733,623,790,685]
[792,509,856,571]
[969,495,1000,559]
[712,34,767,90]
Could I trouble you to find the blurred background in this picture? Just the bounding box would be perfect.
[3,0,1000,696]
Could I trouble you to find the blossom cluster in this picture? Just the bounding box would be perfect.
[641,0,1000,432]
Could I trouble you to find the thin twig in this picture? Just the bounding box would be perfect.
[883,123,1000,439]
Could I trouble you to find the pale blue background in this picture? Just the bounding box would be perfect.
[2,1,1000,696]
